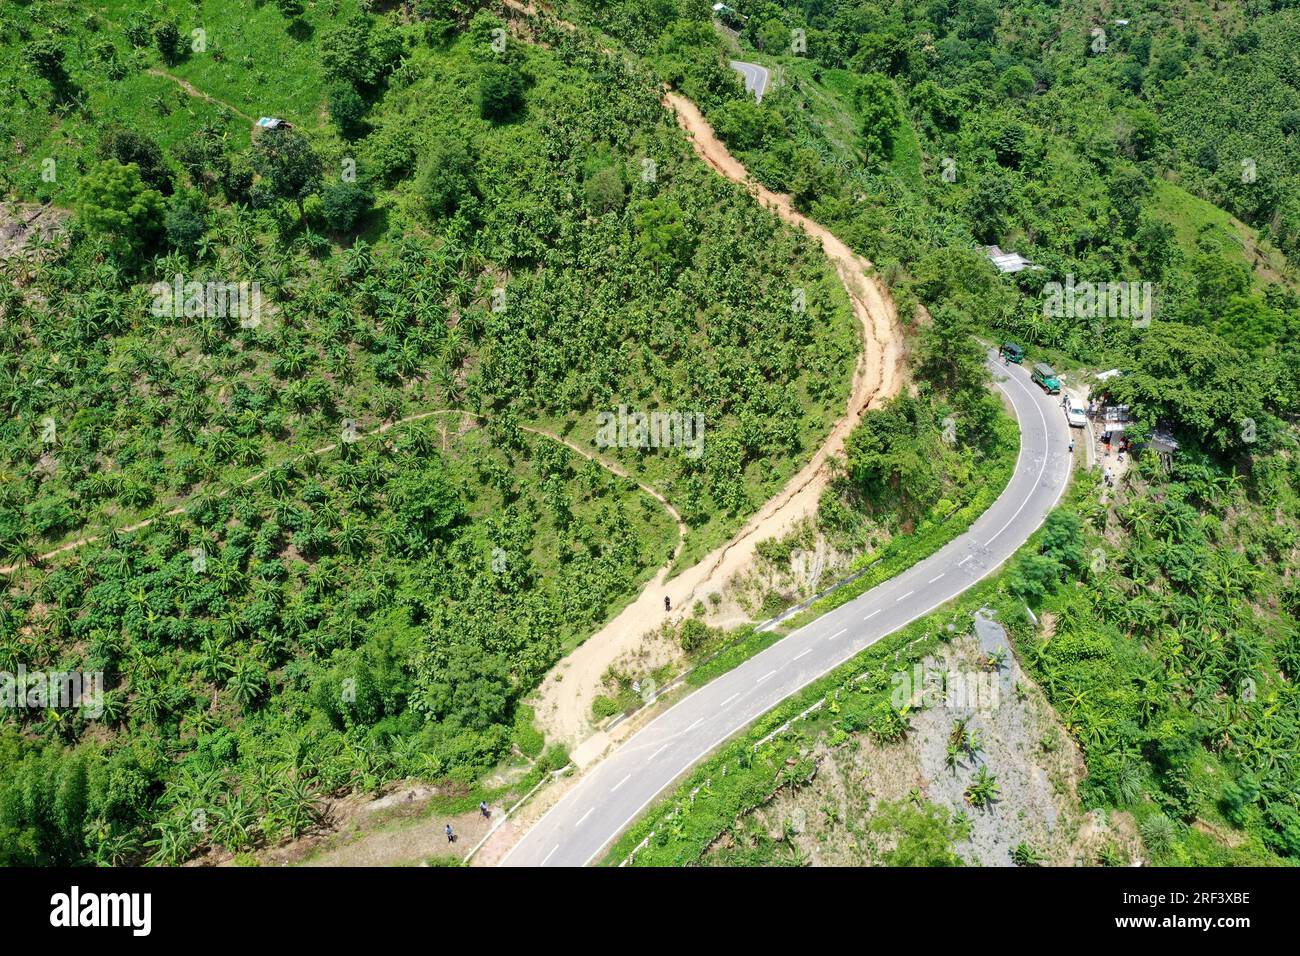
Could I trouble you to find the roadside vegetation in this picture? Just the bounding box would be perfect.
[574,0,1300,865]
[4,0,1298,868]
[0,1,858,864]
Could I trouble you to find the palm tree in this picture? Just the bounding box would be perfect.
[145,816,195,867]
[1012,842,1045,866]
[268,775,322,839]
[964,766,1000,809]
[338,519,369,557]
[212,792,259,853]
[226,657,266,712]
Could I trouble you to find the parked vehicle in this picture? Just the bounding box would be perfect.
[999,342,1025,364]
[1031,362,1060,394]
[1062,395,1087,427]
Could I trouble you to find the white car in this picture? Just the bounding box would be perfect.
[1063,397,1088,428]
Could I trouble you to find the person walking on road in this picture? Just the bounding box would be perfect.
[664,595,671,613]
[479,802,490,819]
[445,824,455,843]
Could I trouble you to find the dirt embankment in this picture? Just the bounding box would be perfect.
[529,90,906,748]
[0,202,68,260]
[706,614,1139,866]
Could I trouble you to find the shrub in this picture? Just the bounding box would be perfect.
[856,73,899,164]
[538,743,570,772]
[584,165,625,215]
[418,137,476,218]
[512,708,544,758]
[252,129,322,220]
[154,20,183,65]
[163,191,207,255]
[320,180,372,233]
[99,127,173,194]
[274,0,305,22]
[75,160,165,255]
[997,65,1035,99]
[1139,812,1177,855]
[477,63,524,122]
[25,37,71,94]
[328,84,368,139]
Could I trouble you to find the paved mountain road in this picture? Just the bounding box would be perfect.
[729,60,770,101]
[500,352,1073,867]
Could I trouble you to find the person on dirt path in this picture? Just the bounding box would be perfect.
[445,824,455,843]
[664,595,671,613]
[479,802,490,819]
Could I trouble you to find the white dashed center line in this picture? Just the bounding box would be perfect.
[542,845,559,865]
[959,555,974,567]
[610,774,631,793]
[896,590,914,602]
[720,692,740,708]
[684,717,704,732]
[649,743,669,761]
[828,628,847,640]
[863,609,881,621]
[928,573,945,584]
[577,808,594,826]
[793,648,812,661]
[755,670,777,685]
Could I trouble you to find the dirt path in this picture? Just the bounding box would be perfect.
[527,91,905,748]
[0,409,685,575]
[146,68,257,124]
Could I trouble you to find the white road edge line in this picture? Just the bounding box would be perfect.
[563,360,1073,869]
[985,372,1050,546]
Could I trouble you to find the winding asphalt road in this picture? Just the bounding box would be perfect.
[501,351,1073,867]
[729,60,770,102]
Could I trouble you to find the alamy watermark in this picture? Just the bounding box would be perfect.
[1,666,104,718]
[1042,273,1154,327]
[891,663,999,713]
[50,886,150,936]
[150,273,263,327]
[595,405,705,460]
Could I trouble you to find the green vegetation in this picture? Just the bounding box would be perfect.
[4,0,1299,871]
[871,799,968,866]
[1008,457,1300,864]
[602,605,955,865]
[0,2,858,864]
[572,0,1300,866]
